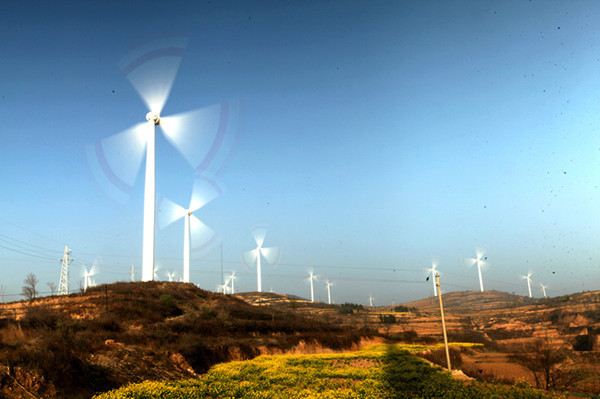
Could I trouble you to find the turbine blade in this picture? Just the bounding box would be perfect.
[242,249,258,269]
[251,226,267,248]
[84,122,147,203]
[189,215,220,253]
[475,247,487,260]
[189,176,222,212]
[160,99,240,172]
[157,197,186,230]
[89,257,101,276]
[118,37,188,114]
[260,246,281,265]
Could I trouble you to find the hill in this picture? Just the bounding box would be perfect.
[401,290,536,313]
[0,282,370,399]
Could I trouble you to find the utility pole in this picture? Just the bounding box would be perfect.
[435,273,451,371]
[58,244,72,295]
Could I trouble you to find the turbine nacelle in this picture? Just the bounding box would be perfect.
[146,111,161,125]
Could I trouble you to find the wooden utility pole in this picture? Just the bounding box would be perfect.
[435,273,451,371]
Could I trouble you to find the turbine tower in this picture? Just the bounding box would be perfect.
[466,248,488,292]
[85,38,239,283]
[369,294,374,307]
[243,227,280,292]
[159,177,221,283]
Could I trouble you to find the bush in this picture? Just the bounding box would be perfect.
[379,314,396,324]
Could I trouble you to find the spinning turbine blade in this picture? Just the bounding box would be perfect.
[157,197,186,230]
[251,226,267,248]
[260,247,281,265]
[189,214,219,251]
[161,100,240,171]
[84,123,148,203]
[242,249,259,267]
[189,176,222,213]
[118,37,188,114]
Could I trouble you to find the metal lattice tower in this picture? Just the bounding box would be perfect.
[58,244,72,295]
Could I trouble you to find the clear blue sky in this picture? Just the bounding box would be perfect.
[1,0,600,304]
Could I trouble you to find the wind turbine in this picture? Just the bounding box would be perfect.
[540,283,548,299]
[167,270,177,282]
[84,38,239,283]
[243,227,280,292]
[216,282,229,294]
[369,294,374,307]
[158,176,221,283]
[465,248,489,292]
[325,280,333,305]
[227,271,237,294]
[306,269,318,302]
[426,258,440,296]
[81,261,98,292]
[521,272,533,298]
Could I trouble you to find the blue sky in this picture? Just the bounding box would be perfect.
[1,0,600,304]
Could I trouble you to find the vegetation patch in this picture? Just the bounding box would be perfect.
[94,344,561,399]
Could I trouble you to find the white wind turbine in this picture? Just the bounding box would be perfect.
[243,227,280,292]
[158,176,220,283]
[425,258,440,296]
[227,271,237,294]
[306,269,318,302]
[521,272,533,298]
[325,280,333,305]
[167,270,177,282]
[540,283,548,299]
[216,282,229,294]
[369,294,374,307]
[81,259,99,292]
[85,38,239,283]
[465,248,489,292]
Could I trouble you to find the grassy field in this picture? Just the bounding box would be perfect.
[94,343,563,399]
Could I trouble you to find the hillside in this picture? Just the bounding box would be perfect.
[0,282,370,399]
[401,290,536,313]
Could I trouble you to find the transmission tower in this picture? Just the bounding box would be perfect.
[58,244,72,295]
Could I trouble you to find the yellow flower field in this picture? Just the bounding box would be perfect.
[94,343,562,399]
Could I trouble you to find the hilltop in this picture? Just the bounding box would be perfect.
[0,282,370,399]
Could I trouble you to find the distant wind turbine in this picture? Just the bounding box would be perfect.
[521,272,533,298]
[81,258,99,292]
[466,248,489,292]
[167,270,177,282]
[325,280,333,305]
[306,269,318,302]
[227,271,236,294]
[540,283,548,299]
[158,176,221,283]
[426,258,440,296]
[369,294,374,307]
[243,227,280,292]
[84,38,239,283]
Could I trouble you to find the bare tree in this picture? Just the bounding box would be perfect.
[510,337,587,391]
[21,273,38,300]
[46,281,56,296]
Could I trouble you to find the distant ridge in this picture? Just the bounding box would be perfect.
[402,290,536,312]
